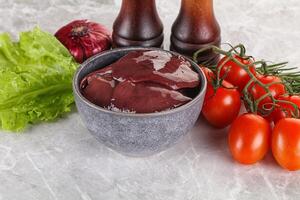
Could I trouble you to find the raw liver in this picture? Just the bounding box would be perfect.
[111,51,199,90]
[80,67,115,107]
[111,81,192,113]
[80,50,199,113]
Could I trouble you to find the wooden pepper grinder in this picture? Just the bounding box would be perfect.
[171,0,221,64]
[112,0,164,48]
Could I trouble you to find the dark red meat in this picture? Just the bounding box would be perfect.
[80,50,200,113]
[111,81,192,113]
[80,66,115,107]
[111,50,199,90]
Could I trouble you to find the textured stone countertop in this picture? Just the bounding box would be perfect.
[0,0,300,199]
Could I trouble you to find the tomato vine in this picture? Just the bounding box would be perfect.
[193,44,300,119]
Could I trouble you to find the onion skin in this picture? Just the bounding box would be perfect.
[55,19,112,63]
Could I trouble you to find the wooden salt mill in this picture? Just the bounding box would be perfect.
[171,0,221,64]
[112,0,164,48]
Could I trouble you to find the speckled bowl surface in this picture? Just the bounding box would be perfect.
[73,47,207,157]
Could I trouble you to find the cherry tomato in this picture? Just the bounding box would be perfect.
[271,95,300,123]
[217,55,256,92]
[228,114,271,164]
[202,80,241,129]
[250,75,286,102]
[249,75,286,111]
[272,118,300,171]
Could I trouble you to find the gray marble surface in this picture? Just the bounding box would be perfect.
[0,0,300,199]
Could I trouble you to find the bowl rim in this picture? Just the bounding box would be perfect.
[73,47,207,117]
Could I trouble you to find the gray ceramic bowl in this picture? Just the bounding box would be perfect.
[73,47,207,157]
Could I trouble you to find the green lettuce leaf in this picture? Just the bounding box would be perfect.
[0,27,78,132]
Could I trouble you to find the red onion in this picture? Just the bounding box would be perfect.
[55,19,112,63]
